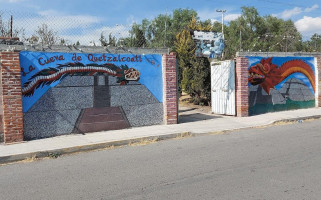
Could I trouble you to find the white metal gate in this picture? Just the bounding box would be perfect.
[211,60,236,115]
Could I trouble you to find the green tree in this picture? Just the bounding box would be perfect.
[122,8,197,49]
[168,9,197,49]
[224,7,303,57]
[175,28,195,91]
[122,6,319,105]
[147,14,170,47]
[175,17,212,105]
[129,23,147,47]
[310,33,321,51]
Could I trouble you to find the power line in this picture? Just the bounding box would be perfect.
[255,0,321,10]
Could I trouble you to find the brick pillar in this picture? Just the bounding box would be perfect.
[0,61,3,143]
[235,57,249,117]
[162,52,178,124]
[0,51,24,143]
[317,56,321,107]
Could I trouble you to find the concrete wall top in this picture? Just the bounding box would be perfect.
[236,51,321,57]
[0,44,170,55]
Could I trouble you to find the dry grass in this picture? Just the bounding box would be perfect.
[102,145,115,150]
[254,117,321,130]
[255,125,270,129]
[273,121,296,126]
[128,137,159,146]
[22,155,38,162]
[175,132,193,139]
[300,117,321,122]
[209,130,228,135]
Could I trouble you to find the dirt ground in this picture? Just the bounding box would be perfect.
[178,93,219,123]
[179,93,212,114]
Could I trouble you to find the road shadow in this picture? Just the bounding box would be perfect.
[179,113,221,123]
[179,106,222,123]
[179,108,197,113]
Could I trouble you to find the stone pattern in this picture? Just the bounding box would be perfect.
[249,85,271,106]
[56,76,94,87]
[236,57,249,117]
[110,85,159,107]
[249,78,315,107]
[279,79,315,101]
[24,70,166,138]
[0,52,24,143]
[29,87,94,112]
[24,76,94,140]
[108,79,164,127]
[270,89,286,104]
[122,103,163,127]
[24,110,81,140]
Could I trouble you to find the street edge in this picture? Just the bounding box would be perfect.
[0,132,190,165]
[1,115,321,165]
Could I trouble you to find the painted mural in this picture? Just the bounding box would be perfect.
[192,31,224,58]
[248,57,316,115]
[22,62,141,97]
[20,51,164,140]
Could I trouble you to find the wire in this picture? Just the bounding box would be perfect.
[255,0,321,10]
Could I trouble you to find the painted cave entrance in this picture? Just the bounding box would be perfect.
[20,51,164,140]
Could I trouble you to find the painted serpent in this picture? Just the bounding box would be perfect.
[248,57,315,94]
[22,62,140,96]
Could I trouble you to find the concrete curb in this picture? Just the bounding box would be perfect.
[1,115,321,165]
[271,115,321,124]
[0,132,191,165]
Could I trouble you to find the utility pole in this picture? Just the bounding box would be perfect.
[216,9,226,59]
[312,35,320,51]
[164,7,167,47]
[283,34,294,52]
[10,15,13,38]
[240,29,242,52]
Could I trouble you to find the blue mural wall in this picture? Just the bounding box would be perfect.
[248,56,316,115]
[20,51,163,112]
[20,51,164,140]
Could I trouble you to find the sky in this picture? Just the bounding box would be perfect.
[1,0,321,44]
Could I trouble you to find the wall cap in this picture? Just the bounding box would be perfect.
[0,44,170,54]
[236,51,321,57]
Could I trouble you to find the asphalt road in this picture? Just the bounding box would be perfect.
[1,119,321,200]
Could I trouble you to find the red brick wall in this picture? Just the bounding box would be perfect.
[0,68,3,142]
[162,52,178,124]
[235,57,249,117]
[0,51,178,143]
[317,56,321,107]
[0,51,24,143]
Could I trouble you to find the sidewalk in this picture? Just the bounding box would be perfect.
[1,107,321,164]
